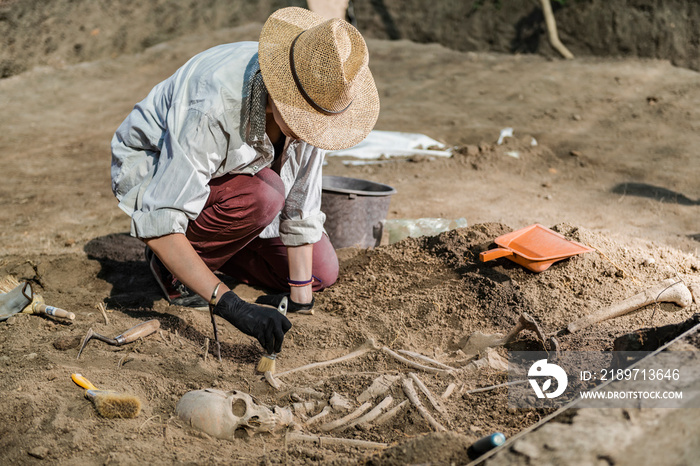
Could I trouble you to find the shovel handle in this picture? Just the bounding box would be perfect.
[33,303,75,320]
[71,373,98,391]
[480,248,515,262]
[114,319,161,345]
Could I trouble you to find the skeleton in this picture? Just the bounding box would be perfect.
[175,389,295,440]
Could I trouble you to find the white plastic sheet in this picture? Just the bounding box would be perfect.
[327,130,451,159]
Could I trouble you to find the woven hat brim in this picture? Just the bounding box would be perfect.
[259,7,380,151]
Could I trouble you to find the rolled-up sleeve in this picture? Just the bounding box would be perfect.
[277,144,326,246]
[129,109,228,238]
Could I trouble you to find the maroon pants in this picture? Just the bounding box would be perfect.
[186,168,338,292]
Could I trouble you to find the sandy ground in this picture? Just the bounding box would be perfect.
[1,22,700,465]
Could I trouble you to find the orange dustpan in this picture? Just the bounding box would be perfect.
[479,224,593,272]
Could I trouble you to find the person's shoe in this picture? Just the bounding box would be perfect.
[145,247,208,308]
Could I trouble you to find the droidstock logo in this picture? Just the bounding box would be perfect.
[528,359,568,399]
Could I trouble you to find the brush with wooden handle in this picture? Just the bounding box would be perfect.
[0,275,75,320]
[77,319,161,359]
[256,296,288,374]
[71,373,141,418]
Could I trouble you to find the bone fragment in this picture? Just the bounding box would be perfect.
[373,399,409,426]
[567,279,694,333]
[276,338,380,378]
[279,387,326,400]
[304,405,332,427]
[466,347,509,372]
[408,373,446,416]
[357,374,399,403]
[463,380,529,395]
[689,282,700,305]
[264,371,283,390]
[397,350,456,371]
[319,402,372,432]
[286,432,388,449]
[441,383,456,400]
[329,392,353,412]
[382,347,452,374]
[293,401,322,418]
[337,396,394,432]
[402,378,446,432]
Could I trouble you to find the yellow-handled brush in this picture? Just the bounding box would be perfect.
[71,373,141,419]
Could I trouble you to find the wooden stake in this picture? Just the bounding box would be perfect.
[541,0,574,59]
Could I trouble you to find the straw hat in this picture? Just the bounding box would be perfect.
[258,7,380,151]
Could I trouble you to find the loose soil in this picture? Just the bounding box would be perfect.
[1,12,700,466]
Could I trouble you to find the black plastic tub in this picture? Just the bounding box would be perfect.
[321,176,397,249]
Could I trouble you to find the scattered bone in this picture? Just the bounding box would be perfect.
[286,432,388,449]
[567,279,694,333]
[275,338,380,378]
[462,313,546,356]
[292,401,323,419]
[280,387,326,400]
[382,347,452,374]
[373,399,409,426]
[329,392,353,412]
[319,402,372,432]
[357,374,399,403]
[689,282,700,305]
[96,302,110,325]
[549,336,561,358]
[337,396,394,432]
[462,380,529,395]
[408,373,446,416]
[264,371,283,390]
[441,383,456,400]
[402,378,446,432]
[397,349,456,371]
[304,405,332,427]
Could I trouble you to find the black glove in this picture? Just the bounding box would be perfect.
[255,293,315,313]
[213,291,292,354]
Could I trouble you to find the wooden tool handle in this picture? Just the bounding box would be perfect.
[34,303,75,320]
[71,373,98,391]
[479,248,514,262]
[114,319,160,345]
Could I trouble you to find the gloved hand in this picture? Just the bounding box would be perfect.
[255,293,315,314]
[213,291,292,354]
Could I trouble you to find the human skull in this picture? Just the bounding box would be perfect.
[176,389,293,440]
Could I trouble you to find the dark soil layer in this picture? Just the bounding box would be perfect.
[3,0,700,78]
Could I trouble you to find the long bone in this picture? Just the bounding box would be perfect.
[567,279,694,333]
[275,338,380,378]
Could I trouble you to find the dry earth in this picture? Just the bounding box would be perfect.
[1,18,700,466]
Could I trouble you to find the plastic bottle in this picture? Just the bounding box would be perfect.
[383,217,468,244]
